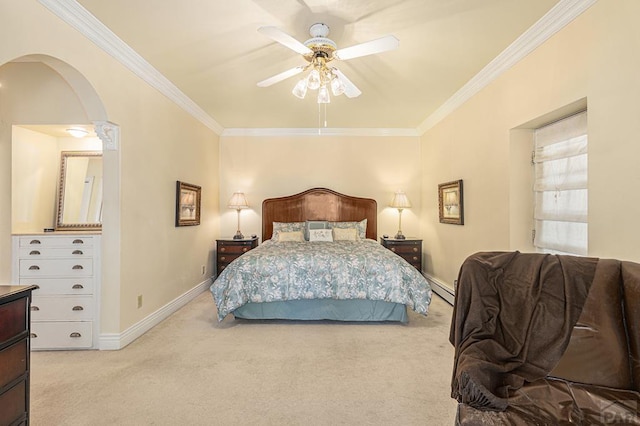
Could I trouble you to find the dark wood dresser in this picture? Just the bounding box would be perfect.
[380,237,422,271]
[216,236,259,275]
[0,285,37,426]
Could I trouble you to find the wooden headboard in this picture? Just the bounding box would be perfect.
[262,188,377,242]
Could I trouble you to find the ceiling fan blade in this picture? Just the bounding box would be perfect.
[333,69,362,98]
[258,26,313,56]
[257,66,305,87]
[334,35,399,61]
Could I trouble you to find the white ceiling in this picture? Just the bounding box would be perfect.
[63,0,567,131]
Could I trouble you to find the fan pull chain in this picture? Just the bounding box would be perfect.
[317,103,328,133]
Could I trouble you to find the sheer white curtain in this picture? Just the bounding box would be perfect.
[533,111,588,255]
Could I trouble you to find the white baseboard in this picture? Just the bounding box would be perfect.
[99,278,212,350]
[423,272,455,306]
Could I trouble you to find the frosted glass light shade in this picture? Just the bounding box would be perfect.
[292,78,308,99]
[317,85,330,104]
[331,76,345,96]
[67,128,88,138]
[307,69,321,90]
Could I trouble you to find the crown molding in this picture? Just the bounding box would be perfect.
[221,127,419,137]
[417,0,597,134]
[39,0,595,138]
[37,0,224,135]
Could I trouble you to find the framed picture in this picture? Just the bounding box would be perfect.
[438,180,464,225]
[175,181,201,226]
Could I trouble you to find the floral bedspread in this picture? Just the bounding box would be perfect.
[210,239,432,321]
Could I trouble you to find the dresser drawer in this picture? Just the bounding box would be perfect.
[31,321,93,349]
[19,258,93,277]
[18,236,94,248]
[31,296,94,320]
[18,246,94,259]
[23,278,93,295]
[0,379,26,426]
[0,297,27,344]
[0,339,27,388]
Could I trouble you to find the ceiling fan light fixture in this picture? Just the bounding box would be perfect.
[307,69,321,90]
[317,85,330,104]
[330,75,345,96]
[292,78,308,99]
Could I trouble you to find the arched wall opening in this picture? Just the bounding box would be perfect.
[0,54,120,340]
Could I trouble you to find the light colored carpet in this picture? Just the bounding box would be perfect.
[30,292,458,425]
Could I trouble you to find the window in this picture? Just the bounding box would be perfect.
[533,111,587,255]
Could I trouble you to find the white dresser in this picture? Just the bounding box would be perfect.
[12,234,100,350]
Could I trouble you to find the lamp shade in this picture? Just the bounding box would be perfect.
[390,191,411,209]
[227,192,249,209]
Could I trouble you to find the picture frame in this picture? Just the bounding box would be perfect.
[438,180,464,225]
[175,181,201,227]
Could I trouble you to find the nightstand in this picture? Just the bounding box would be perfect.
[380,237,422,271]
[216,236,258,275]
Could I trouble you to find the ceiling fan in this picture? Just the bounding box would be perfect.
[257,23,399,103]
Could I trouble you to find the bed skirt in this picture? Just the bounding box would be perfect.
[232,299,408,323]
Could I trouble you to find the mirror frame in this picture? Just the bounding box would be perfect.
[56,151,103,231]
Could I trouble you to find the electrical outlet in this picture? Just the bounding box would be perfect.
[137,295,143,308]
[201,265,206,275]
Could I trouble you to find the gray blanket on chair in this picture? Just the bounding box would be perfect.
[449,251,598,411]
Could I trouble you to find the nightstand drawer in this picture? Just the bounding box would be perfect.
[218,244,254,255]
[380,237,423,271]
[385,244,421,254]
[216,237,258,275]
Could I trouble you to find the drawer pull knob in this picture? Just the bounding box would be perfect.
[413,247,418,252]
[391,247,396,252]
[29,250,41,255]
[30,333,38,338]
[220,265,226,271]
[29,265,40,270]
[72,265,84,270]
[72,250,84,255]
[220,256,226,261]
[72,284,84,289]
[242,247,248,252]
[31,305,40,311]
[72,239,84,244]
[220,247,226,252]
[30,239,41,245]
[72,306,84,311]
[70,332,82,338]
[412,256,418,261]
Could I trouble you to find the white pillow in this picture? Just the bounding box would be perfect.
[309,229,333,242]
[276,231,305,242]
[333,227,358,241]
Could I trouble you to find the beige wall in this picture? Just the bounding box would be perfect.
[219,135,422,241]
[0,0,220,336]
[421,1,640,287]
[11,126,103,233]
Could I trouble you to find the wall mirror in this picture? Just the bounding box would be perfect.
[56,151,103,230]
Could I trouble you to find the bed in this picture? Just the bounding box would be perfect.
[210,188,432,322]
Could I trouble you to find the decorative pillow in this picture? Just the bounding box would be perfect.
[305,220,330,241]
[309,229,333,242]
[333,227,358,241]
[273,221,305,233]
[276,231,305,242]
[329,219,367,240]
